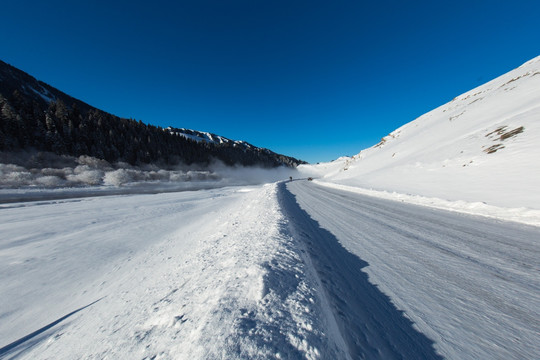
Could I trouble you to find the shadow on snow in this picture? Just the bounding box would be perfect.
[0,298,104,358]
[278,182,443,360]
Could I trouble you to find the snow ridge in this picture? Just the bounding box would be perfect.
[167,127,258,151]
[278,182,442,359]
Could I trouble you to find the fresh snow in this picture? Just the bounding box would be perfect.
[300,56,540,224]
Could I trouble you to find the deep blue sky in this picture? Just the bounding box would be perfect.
[1,1,539,163]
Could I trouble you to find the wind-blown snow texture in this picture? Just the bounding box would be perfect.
[0,185,347,359]
[301,56,540,225]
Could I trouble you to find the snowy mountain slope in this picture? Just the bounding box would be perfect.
[0,59,305,168]
[167,127,253,149]
[165,127,306,167]
[0,59,94,113]
[302,56,540,212]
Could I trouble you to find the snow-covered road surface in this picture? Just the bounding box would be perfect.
[1,181,539,359]
[1,185,347,359]
[285,180,540,359]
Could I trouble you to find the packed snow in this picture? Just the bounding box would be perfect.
[285,181,540,360]
[2,181,538,359]
[1,184,348,359]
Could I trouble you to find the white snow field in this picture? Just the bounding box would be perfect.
[1,181,539,359]
[0,184,349,359]
[300,56,540,225]
[0,180,540,359]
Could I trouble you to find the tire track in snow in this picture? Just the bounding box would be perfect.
[285,180,540,359]
[278,181,443,360]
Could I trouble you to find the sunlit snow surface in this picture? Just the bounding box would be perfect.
[2,57,540,359]
[1,182,539,359]
[0,185,347,359]
[301,56,540,223]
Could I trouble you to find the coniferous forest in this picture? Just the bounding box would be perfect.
[0,59,304,169]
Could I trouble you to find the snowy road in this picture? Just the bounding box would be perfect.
[284,180,540,359]
[1,181,539,359]
[0,185,348,359]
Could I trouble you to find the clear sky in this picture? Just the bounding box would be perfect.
[1,1,539,163]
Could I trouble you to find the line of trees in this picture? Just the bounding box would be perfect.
[0,91,302,168]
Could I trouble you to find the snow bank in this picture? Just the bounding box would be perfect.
[314,180,540,227]
[0,184,347,359]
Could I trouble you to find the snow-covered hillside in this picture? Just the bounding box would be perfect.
[167,128,254,149]
[302,56,540,214]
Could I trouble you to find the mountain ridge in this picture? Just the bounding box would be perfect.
[0,59,305,168]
